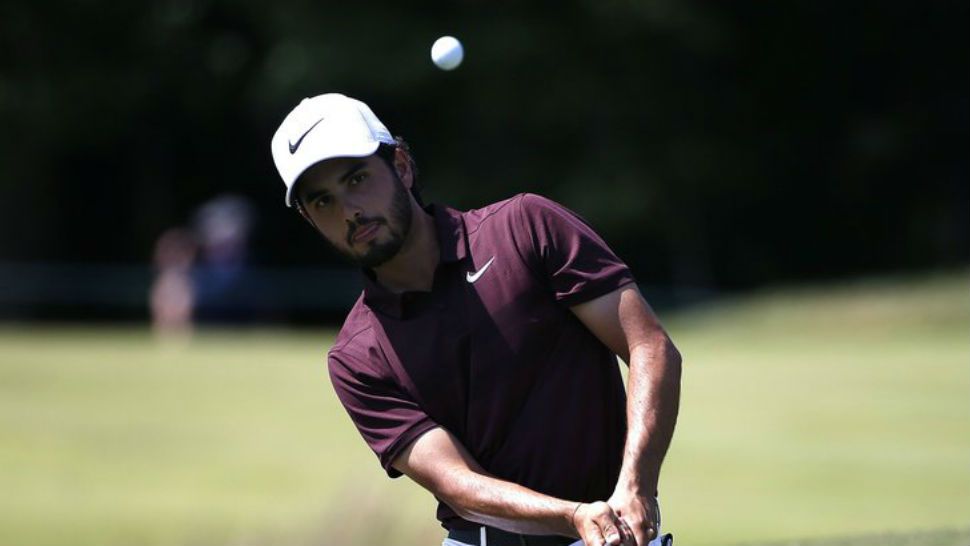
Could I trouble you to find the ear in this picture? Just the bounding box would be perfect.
[392,147,414,189]
[294,198,313,223]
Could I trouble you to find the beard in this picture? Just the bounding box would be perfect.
[341,175,413,269]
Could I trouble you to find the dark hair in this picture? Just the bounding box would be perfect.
[377,136,424,208]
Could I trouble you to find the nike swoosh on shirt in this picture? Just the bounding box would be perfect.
[466,256,496,283]
[288,117,325,154]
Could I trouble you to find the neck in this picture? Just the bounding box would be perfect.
[371,204,439,293]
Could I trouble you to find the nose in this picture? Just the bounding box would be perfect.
[342,195,364,224]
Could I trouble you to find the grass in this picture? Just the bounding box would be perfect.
[660,271,970,543]
[0,270,967,545]
[738,526,970,546]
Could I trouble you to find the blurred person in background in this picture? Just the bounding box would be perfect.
[191,194,255,323]
[270,93,681,546]
[149,195,255,341]
[150,227,197,342]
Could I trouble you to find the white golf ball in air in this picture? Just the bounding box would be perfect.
[431,36,464,71]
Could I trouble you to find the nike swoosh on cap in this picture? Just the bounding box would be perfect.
[288,117,325,154]
[466,256,496,283]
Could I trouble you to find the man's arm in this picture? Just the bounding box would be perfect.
[571,284,682,545]
[392,427,633,546]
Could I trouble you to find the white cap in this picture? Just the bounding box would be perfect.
[271,93,396,207]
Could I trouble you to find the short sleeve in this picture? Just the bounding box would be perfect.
[514,193,635,306]
[328,347,438,478]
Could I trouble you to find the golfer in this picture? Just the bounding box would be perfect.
[271,94,681,546]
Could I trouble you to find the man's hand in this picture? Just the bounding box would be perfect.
[573,501,636,546]
[606,489,659,546]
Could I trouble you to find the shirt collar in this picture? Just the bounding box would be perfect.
[362,203,467,318]
[432,202,469,264]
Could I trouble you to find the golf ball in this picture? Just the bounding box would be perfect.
[431,36,463,71]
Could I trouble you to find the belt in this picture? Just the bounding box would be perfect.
[447,526,575,546]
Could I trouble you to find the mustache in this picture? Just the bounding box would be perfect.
[346,217,386,244]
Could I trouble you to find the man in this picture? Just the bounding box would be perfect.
[270,93,681,546]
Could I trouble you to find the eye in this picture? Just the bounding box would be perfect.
[348,173,366,186]
[314,195,332,209]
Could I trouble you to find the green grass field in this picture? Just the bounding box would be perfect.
[1,271,967,546]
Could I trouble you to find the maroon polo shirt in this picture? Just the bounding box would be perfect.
[327,193,635,530]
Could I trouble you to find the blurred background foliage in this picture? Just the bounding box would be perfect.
[0,0,966,301]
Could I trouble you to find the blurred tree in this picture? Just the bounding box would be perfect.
[0,0,966,292]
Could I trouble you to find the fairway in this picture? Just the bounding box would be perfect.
[0,272,967,546]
